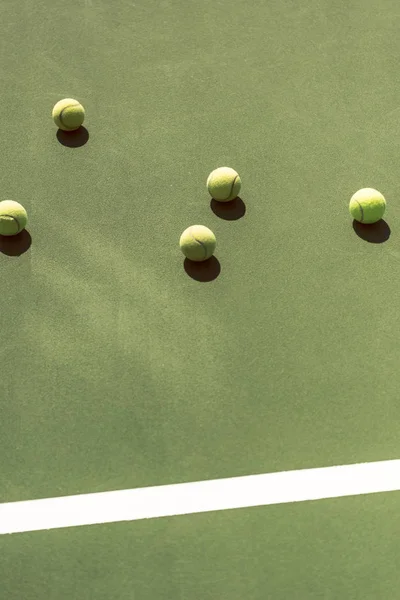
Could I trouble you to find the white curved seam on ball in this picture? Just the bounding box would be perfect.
[228,175,239,200]
[356,200,364,222]
[190,232,207,259]
[1,214,20,231]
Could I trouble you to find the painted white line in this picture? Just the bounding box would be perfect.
[1,460,399,535]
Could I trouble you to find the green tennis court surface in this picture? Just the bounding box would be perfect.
[1,489,399,599]
[1,0,400,596]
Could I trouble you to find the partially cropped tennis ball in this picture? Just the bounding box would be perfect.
[52,98,85,131]
[349,188,386,224]
[179,225,216,262]
[207,167,241,202]
[0,200,28,236]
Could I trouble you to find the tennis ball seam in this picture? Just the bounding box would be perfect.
[355,200,364,222]
[190,231,207,259]
[1,213,20,231]
[60,105,79,130]
[213,173,239,200]
[228,175,239,200]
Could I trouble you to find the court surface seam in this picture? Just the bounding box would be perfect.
[1,459,399,535]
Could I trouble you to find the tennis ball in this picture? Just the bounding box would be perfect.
[207,167,241,202]
[52,98,85,131]
[349,188,386,224]
[0,200,28,236]
[179,225,216,262]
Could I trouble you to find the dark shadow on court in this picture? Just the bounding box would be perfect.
[210,196,246,221]
[352,219,390,244]
[183,256,221,282]
[0,230,31,256]
[56,126,89,148]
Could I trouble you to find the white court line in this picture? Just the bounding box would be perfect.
[1,460,399,535]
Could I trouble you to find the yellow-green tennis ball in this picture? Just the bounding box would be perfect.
[52,98,85,131]
[207,167,241,202]
[0,200,28,236]
[179,225,216,262]
[349,188,386,224]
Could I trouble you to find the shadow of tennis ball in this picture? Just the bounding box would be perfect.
[0,230,32,256]
[210,197,246,221]
[352,219,390,244]
[56,126,89,148]
[183,256,221,282]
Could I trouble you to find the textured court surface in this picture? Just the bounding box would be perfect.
[0,0,399,597]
